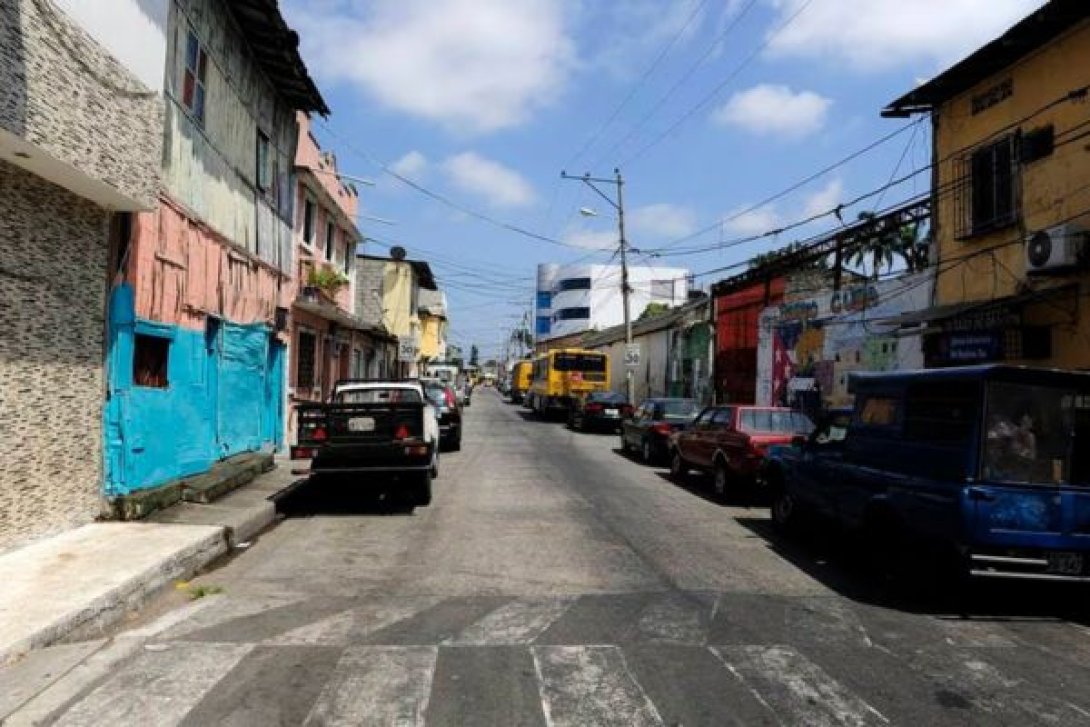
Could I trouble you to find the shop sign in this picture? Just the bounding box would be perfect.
[942,306,1021,333]
[946,332,1004,363]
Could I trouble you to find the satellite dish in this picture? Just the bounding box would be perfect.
[390,246,407,261]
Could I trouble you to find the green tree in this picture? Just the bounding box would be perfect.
[748,241,827,271]
[849,212,929,279]
[638,302,672,321]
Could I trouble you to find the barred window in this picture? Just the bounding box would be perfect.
[955,134,1019,239]
[297,331,317,389]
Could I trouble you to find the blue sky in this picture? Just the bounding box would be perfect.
[282,0,1044,360]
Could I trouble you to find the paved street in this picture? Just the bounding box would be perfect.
[35,390,1090,726]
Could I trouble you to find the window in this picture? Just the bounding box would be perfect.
[182,29,208,124]
[711,408,735,428]
[557,277,592,291]
[555,307,590,321]
[343,240,352,274]
[983,383,1077,485]
[662,400,700,420]
[957,134,1018,237]
[256,131,271,192]
[554,353,606,372]
[904,383,976,443]
[325,221,335,261]
[536,316,551,335]
[651,279,675,300]
[739,409,814,435]
[336,387,422,404]
[536,291,552,310]
[858,396,900,427]
[133,334,170,388]
[303,199,316,245]
[297,331,316,389]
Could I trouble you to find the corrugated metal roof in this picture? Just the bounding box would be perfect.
[226,0,329,115]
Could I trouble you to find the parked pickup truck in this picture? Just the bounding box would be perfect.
[765,365,1090,583]
[291,379,439,507]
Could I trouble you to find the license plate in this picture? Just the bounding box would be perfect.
[347,417,375,432]
[1047,552,1084,575]
[605,409,618,418]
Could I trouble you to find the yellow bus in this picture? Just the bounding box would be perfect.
[527,348,610,415]
[509,360,533,404]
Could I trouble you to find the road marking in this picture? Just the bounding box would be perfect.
[531,646,664,727]
[635,593,707,644]
[303,646,437,727]
[263,609,359,646]
[446,597,575,645]
[713,645,889,726]
[52,643,253,727]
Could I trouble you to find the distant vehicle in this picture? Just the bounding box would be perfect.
[509,360,533,404]
[569,391,631,433]
[766,365,1090,584]
[669,405,813,500]
[424,363,459,383]
[620,398,701,464]
[527,349,610,416]
[422,379,463,451]
[456,379,472,407]
[291,379,438,507]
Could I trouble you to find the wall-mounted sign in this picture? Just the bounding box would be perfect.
[624,343,642,368]
[971,78,1013,116]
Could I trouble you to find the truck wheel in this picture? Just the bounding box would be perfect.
[770,479,800,534]
[413,471,433,507]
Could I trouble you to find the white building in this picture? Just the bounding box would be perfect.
[535,263,691,340]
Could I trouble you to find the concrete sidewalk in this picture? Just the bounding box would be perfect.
[0,463,298,667]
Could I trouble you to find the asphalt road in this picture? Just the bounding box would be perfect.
[37,390,1090,725]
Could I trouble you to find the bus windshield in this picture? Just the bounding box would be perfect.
[554,353,606,372]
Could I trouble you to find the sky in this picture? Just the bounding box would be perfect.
[282,0,1046,360]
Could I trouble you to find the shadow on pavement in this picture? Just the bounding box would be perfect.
[652,471,767,509]
[515,410,563,424]
[733,515,1090,623]
[274,475,418,517]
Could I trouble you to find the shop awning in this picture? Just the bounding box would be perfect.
[879,284,1077,328]
[293,298,393,339]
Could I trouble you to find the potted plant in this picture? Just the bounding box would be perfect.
[307,266,349,297]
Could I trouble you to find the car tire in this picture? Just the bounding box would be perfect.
[641,438,653,464]
[669,450,689,481]
[770,485,800,534]
[713,460,731,501]
[431,451,439,479]
[620,433,630,453]
[451,435,462,452]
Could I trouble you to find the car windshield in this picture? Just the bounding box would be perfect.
[336,388,422,404]
[983,382,1090,485]
[739,409,814,434]
[589,392,626,404]
[424,387,448,405]
[661,400,700,419]
[555,353,606,372]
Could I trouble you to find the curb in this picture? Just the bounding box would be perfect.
[0,527,228,667]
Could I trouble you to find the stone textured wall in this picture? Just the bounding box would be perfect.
[0,159,107,552]
[354,258,386,327]
[0,0,162,208]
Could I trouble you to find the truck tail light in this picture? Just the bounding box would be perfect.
[652,422,673,436]
[311,427,327,442]
[394,424,411,440]
[445,388,457,409]
[290,446,314,460]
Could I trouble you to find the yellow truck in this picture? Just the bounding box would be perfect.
[527,349,610,415]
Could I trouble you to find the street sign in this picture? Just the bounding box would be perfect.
[624,343,641,368]
[398,339,417,362]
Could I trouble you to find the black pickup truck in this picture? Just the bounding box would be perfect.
[290,380,438,506]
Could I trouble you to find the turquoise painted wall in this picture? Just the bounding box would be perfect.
[104,285,284,496]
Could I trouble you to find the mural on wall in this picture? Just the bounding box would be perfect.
[757,272,933,409]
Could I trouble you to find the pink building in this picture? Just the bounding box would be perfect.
[287,114,395,442]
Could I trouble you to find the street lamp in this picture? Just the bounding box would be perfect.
[560,169,633,405]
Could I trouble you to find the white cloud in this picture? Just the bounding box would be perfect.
[441,152,537,209]
[722,205,782,236]
[712,84,831,139]
[802,178,844,218]
[562,229,619,251]
[764,0,1046,71]
[285,0,575,133]
[389,150,428,179]
[629,203,697,239]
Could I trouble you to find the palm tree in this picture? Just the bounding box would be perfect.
[849,212,929,279]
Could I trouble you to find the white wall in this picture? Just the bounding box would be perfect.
[54,0,169,92]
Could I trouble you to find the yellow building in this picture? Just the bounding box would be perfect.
[354,253,436,376]
[418,289,449,363]
[883,1,1090,369]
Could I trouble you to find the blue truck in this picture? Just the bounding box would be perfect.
[763,365,1090,582]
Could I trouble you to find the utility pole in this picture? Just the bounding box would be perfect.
[560,168,634,404]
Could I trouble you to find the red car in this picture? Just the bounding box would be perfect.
[668,406,814,500]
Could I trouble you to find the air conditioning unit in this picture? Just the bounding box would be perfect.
[1025,224,1088,274]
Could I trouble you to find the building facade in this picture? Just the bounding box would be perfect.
[883,0,1090,369]
[355,253,437,377]
[0,0,163,549]
[535,263,691,340]
[103,0,327,497]
[417,288,449,364]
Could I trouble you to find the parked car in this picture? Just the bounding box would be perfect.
[568,391,632,432]
[423,379,462,451]
[760,407,852,487]
[620,398,701,464]
[291,379,438,506]
[668,405,814,499]
[766,365,1090,584]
